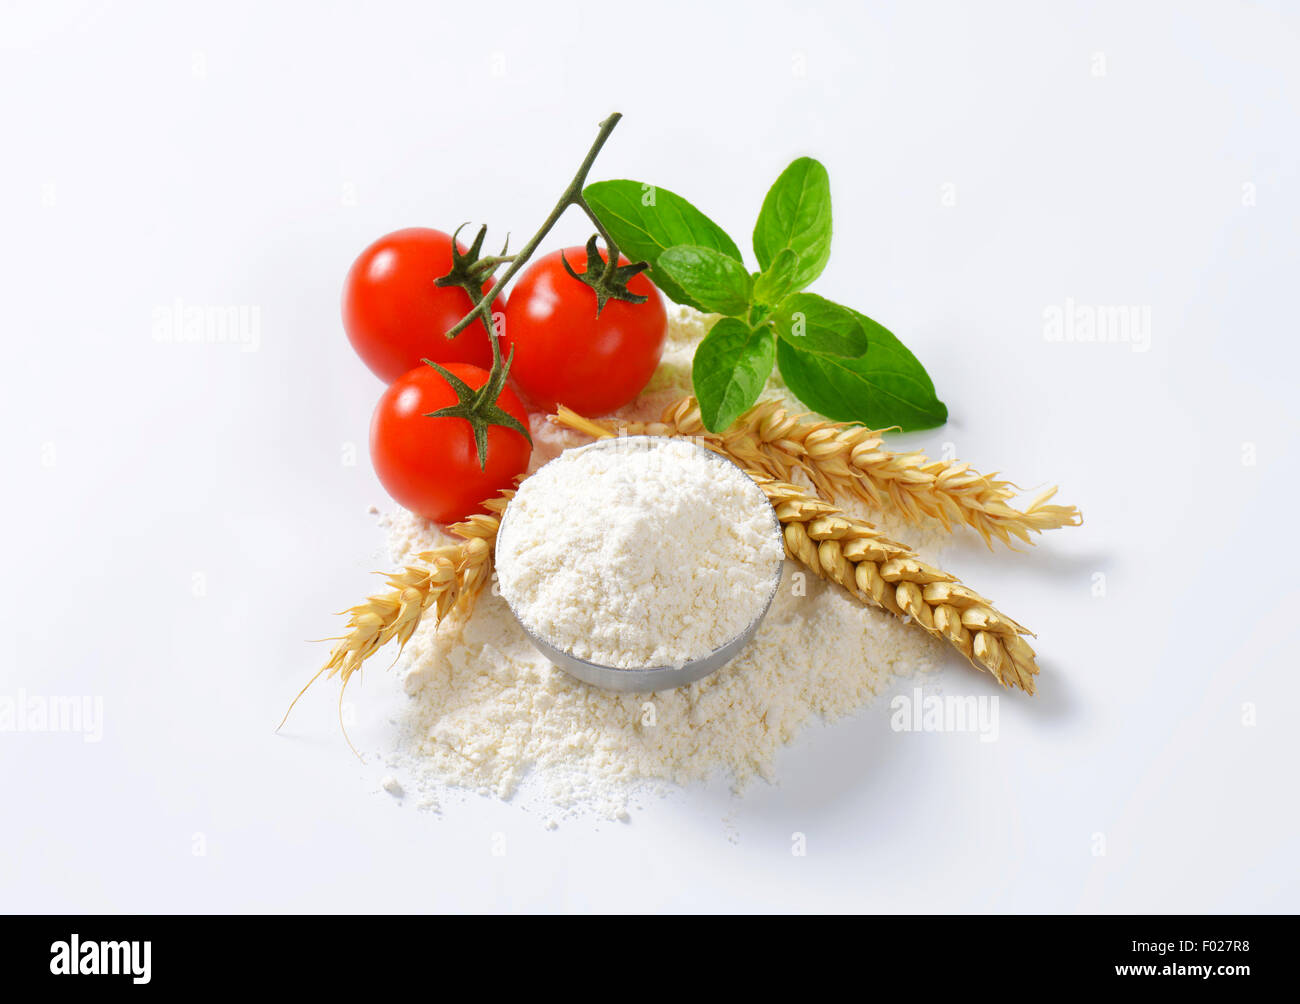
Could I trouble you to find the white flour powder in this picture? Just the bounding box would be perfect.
[376,306,947,819]
[496,437,783,669]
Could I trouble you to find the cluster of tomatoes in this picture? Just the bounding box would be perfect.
[342,228,667,523]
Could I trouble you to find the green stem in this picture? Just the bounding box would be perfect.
[443,112,627,342]
[574,194,621,284]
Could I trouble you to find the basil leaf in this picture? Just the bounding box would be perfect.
[775,308,947,431]
[751,248,799,307]
[657,245,753,316]
[771,293,867,358]
[583,180,743,310]
[752,157,832,291]
[692,318,776,432]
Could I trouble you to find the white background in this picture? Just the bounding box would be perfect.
[1,0,1297,913]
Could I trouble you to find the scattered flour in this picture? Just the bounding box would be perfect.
[496,437,783,669]
[376,305,948,820]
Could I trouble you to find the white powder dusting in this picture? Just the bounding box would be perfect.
[496,437,783,670]
[375,305,948,819]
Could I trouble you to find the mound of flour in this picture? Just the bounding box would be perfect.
[496,437,783,670]
[377,305,946,819]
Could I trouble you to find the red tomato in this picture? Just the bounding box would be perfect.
[370,363,531,524]
[501,247,666,416]
[343,228,504,383]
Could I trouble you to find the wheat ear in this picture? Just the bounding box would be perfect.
[279,495,507,745]
[553,409,1039,693]
[564,397,1080,548]
[755,476,1039,693]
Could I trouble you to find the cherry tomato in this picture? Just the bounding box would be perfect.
[501,247,666,416]
[370,363,531,524]
[343,228,504,383]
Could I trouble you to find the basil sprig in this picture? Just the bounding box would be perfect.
[584,160,947,433]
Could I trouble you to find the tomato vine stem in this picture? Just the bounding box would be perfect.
[441,111,632,345]
[430,112,641,469]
